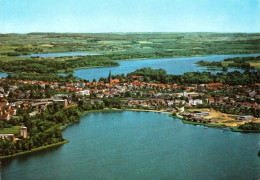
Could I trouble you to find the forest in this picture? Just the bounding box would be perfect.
[6,73,79,82]
[238,122,260,131]
[0,56,119,73]
[127,67,260,86]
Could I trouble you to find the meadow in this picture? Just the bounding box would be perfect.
[0,33,259,73]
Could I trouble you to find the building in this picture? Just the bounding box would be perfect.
[77,90,90,96]
[0,134,15,141]
[237,115,254,121]
[53,99,68,107]
[188,99,203,106]
[0,112,10,121]
[108,70,112,84]
[20,126,28,138]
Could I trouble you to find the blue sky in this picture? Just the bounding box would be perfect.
[0,0,259,33]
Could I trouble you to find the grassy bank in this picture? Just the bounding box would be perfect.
[230,126,260,133]
[173,115,260,132]
[181,119,226,128]
[172,114,228,129]
[0,139,69,160]
[81,108,123,116]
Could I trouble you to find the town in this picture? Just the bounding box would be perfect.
[1,69,260,149]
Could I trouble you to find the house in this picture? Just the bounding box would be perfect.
[131,75,144,81]
[208,97,215,104]
[77,90,90,96]
[187,92,200,98]
[206,82,223,90]
[0,113,10,121]
[241,102,252,110]
[96,93,104,98]
[112,79,120,84]
[0,98,8,106]
[191,112,210,118]
[0,134,15,141]
[188,99,203,106]
[197,84,206,90]
[166,100,174,106]
[237,115,254,121]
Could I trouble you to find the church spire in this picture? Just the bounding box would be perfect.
[108,70,112,84]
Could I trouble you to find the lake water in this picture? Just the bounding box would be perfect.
[0,72,7,79]
[73,53,260,81]
[2,111,260,180]
[18,52,102,58]
[1,53,259,80]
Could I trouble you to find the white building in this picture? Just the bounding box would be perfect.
[20,126,28,138]
[188,99,203,106]
[77,90,90,96]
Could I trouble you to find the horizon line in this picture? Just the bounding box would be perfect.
[1,31,260,35]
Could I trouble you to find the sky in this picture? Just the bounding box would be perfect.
[0,0,259,33]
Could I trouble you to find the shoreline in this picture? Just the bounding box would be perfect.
[1,52,260,75]
[1,108,258,159]
[114,52,260,61]
[0,139,69,160]
[125,108,171,114]
[229,126,260,133]
[0,109,121,160]
[123,109,260,132]
[172,114,260,132]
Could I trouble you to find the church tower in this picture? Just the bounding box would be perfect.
[108,70,112,84]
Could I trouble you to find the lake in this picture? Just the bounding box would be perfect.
[1,53,259,80]
[2,111,259,180]
[18,52,102,58]
[0,73,7,79]
[73,53,260,81]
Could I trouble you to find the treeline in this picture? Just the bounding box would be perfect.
[0,56,118,74]
[224,56,260,62]
[0,96,124,156]
[238,122,260,131]
[211,104,260,118]
[127,67,260,86]
[196,61,222,67]
[0,102,79,156]
[224,56,260,70]
[1,47,44,56]
[6,73,78,82]
[196,56,260,71]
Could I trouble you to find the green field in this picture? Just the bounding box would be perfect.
[1,33,259,60]
[0,33,259,73]
[0,126,20,135]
